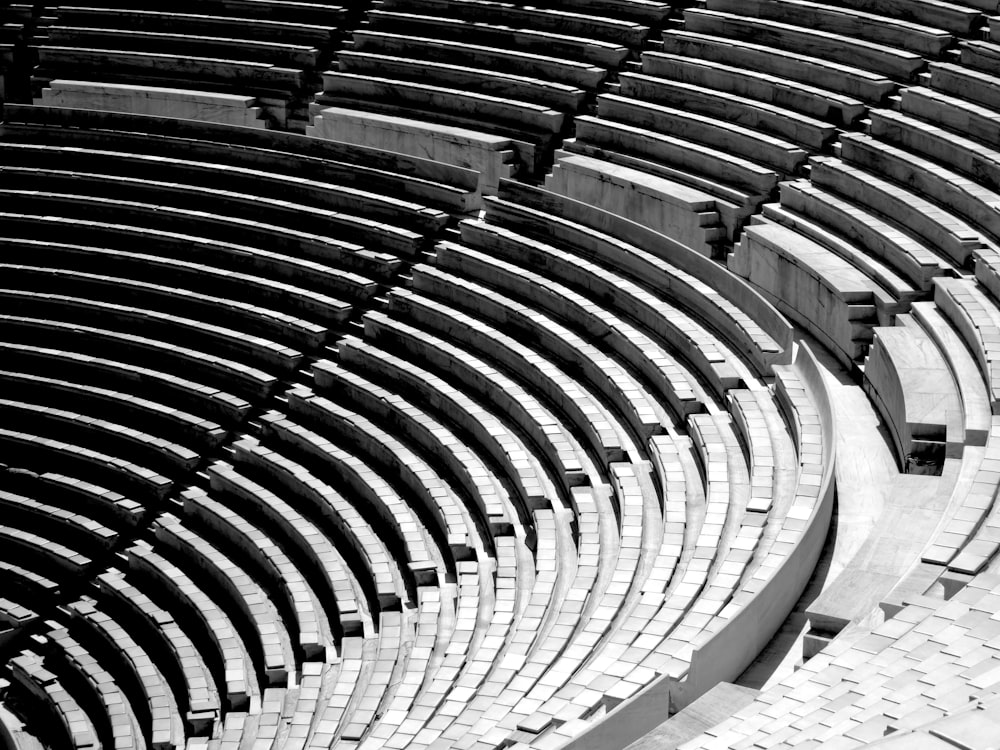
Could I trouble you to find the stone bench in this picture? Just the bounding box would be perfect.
[683,9,927,81]
[350,31,607,89]
[180,486,331,660]
[8,651,99,750]
[38,80,267,128]
[152,514,295,687]
[597,93,809,175]
[46,25,320,68]
[708,0,955,56]
[93,569,222,729]
[273,393,475,561]
[934,276,1000,411]
[772,178,946,291]
[0,286,303,374]
[0,428,173,503]
[0,525,92,580]
[367,10,631,67]
[335,51,588,111]
[902,85,1000,153]
[0,339,251,427]
[662,30,897,103]
[640,51,867,126]
[402,260,663,441]
[732,219,889,365]
[376,0,651,46]
[387,284,627,462]
[0,490,118,554]
[308,106,518,195]
[0,470,144,530]
[345,327,557,516]
[207,461,366,636]
[53,7,338,45]
[0,369,226,452]
[865,323,965,467]
[253,409,439,586]
[62,0,347,25]
[232,437,405,611]
[837,0,983,34]
[313,359,516,537]
[1,258,339,347]
[929,61,1000,111]
[126,543,254,711]
[619,72,838,150]
[358,309,588,492]
[485,185,792,373]
[959,39,1000,75]
[545,152,725,255]
[338,610,405,741]
[810,155,984,268]
[430,241,706,421]
[42,624,143,750]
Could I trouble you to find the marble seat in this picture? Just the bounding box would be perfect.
[0,525,93,580]
[0,490,118,554]
[8,651,99,750]
[662,30,897,103]
[0,469,145,530]
[683,9,926,80]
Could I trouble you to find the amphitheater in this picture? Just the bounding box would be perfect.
[6,1,1000,748]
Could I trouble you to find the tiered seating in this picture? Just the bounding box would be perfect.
[30,1,350,130]
[309,0,658,192]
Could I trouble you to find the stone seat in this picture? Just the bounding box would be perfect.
[312,359,517,538]
[619,72,839,151]
[0,524,93,580]
[352,316,570,511]
[934,276,1000,412]
[837,0,983,34]
[0,340,252,426]
[0,490,118,554]
[865,322,965,466]
[56,0,347,25]
[353,310,588,493]
[42,624,143,750]
[0,560,59,601]
[179,486,331,660]
[493,181,794,373]
[125,543,255,711]
[959,39,1000,75]
[318,71,566,135]
[152,514,295,687]
[662,30,897,103]
[768,179,947,292]
[563,117,774,238]
[387,285,628,463]
[928,61,1000,111]
[39,80,267,128]
[207,461,367,637]
[0,470,145,530]
[810,155,985,268]
[0,260,339,346]
[0,140,449,234]
[250,409,440,587]
[231,437,406,611]
[46,25,321,68]
[350,31,607,89]
[901,85,1000,154]
[335,51,588,111]
[0,103,480,215]
[268,395,475,562]
[338,610,406,741]
[376,0,651,47]
[367,10,631,67]
[399,263,664,441]
[0,288,303,374]
[683,9,927,81]
[0,166,425,257]
[429,241,706,421]
[640,51,867,126]
[0,369,226,452]
[707,0,955,56]
[944,420,1000,574]
[35,46,306,89]
[65,596,203,747]
[8,651,100,750]
[308,636,364,748]
[732,219,889,365]
[93,569,222,730]
[52,7,338,45]
[0,428,173,503]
